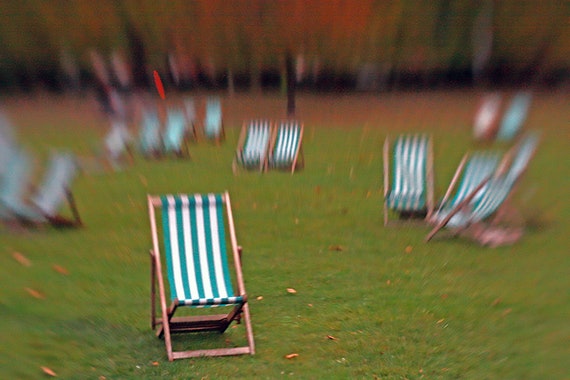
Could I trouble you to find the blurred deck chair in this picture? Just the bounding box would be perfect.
[163,109,190,157]
[425,133,539,245]
[233,120,273,174]
[0,113,17,186]
[0,147,36,222]
[496,91,532,141]
[1,151,81,228]
[103,120,133,170]
[268,120,304,173]
[147,192,255,360]
[383,134,434,225]
[203,97,224,142]
[473,92,502,141]
[431,151,502,223]
[183,97,198,142]
[139,110,163,158]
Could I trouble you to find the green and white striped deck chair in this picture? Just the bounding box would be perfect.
[147,192,255,360]
[163,109,190,157]
[268,120,304,173]
[233,120,273,173]
[139,110,162,158]
[203,97,224,142]
[383,134,434,225]
[432,151,501,223]
[496,91,532,141]
[426,134,539,243]
[104,120,133,170]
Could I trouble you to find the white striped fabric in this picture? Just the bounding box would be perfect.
[449,152,500,209]
[270,121,301,168]
[160,194,243,307]
[238,120,271,167]
[387,134,428,211]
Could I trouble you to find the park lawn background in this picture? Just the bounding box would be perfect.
[0,89,568,379]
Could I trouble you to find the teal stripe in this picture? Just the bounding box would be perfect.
[160,196,177,302]
[174,196,191,301]
[215,194,234,295]
[202,195,219,298]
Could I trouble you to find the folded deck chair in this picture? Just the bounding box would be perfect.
[233,120,273,173]
[139,110,162,158]
[163,109,190,157]
[383,134,434,225]
[431,151,501,223]
[496,91,532,141]
[425,134,539,244]
[268,120,304,173]
[473,92,502,141]
[203,97,224,142]
[147,192,255,360]
[104,120,133,169]
[183,97,198,141]
[1,151,81,228]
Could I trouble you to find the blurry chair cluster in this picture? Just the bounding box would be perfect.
[0,114,82,229]
[100,96,224,170]
[473,91,533,143]
[233,119,304,174]
[383,129,540,247]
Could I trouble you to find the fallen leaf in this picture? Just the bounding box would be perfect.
[502,308,512,317]
[386,280,391,285]
[328,245,344,251]
[256,296,263,301]
[326,335,338,340]
[491,298,502,306]
[25,288,45,299]
[437,319,445,324]
[366,191,371,198]
[404,245,413,253]
[52,265,69,275]
[41,366,57,376]
[315,186,321,195]
[286,288,297,294]
[441,294,448,300]
[307,303,313,307]
[12,252,31,266]
[285,353,299,359]
[152,362,159,366]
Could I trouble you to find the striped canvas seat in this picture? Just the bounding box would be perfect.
[203,97,224,140]
[269,120,304,173]
[473,92,502,141]
[234,120,273,172]
[160,194,242,306]
[105,120,132,162]
[434,151,501,221]
[148,192,254,360]
[163,109,189,156]
[496,91,532,141]
[383,134,434,225]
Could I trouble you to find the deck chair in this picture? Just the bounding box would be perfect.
[1,151,81,228]
[139,110,162,158]
[103,120,133,170]
[203,97,224,142]
[496,91,532,141]
[425,133,539,244]
[268,120,304,173]
[473,92,502,141]
[233,120,273,173]
[183,97,198,141]
[163,109,190,157]
[0,114,17,185]
[383,134,434,225]
[147,192,255,360]
[431,151,502,223]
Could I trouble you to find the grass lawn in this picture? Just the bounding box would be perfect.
[0,89,568,379]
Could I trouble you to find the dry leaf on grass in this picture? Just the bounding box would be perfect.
[151,361,159,366]
[491,298,502,306]
[52,265,69,275]
[284,353,299,359]
[286,288,297,294]
[12,252,31,266]
[41,366,57,376]
[256,296,263,300]
[404,245,413,253]
[326,335,338,340]
[25,288,45,299]
[328,245,344,251]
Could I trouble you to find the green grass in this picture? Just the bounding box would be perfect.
[0,90,568,379]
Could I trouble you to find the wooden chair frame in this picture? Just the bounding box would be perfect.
[147,192,255,360]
